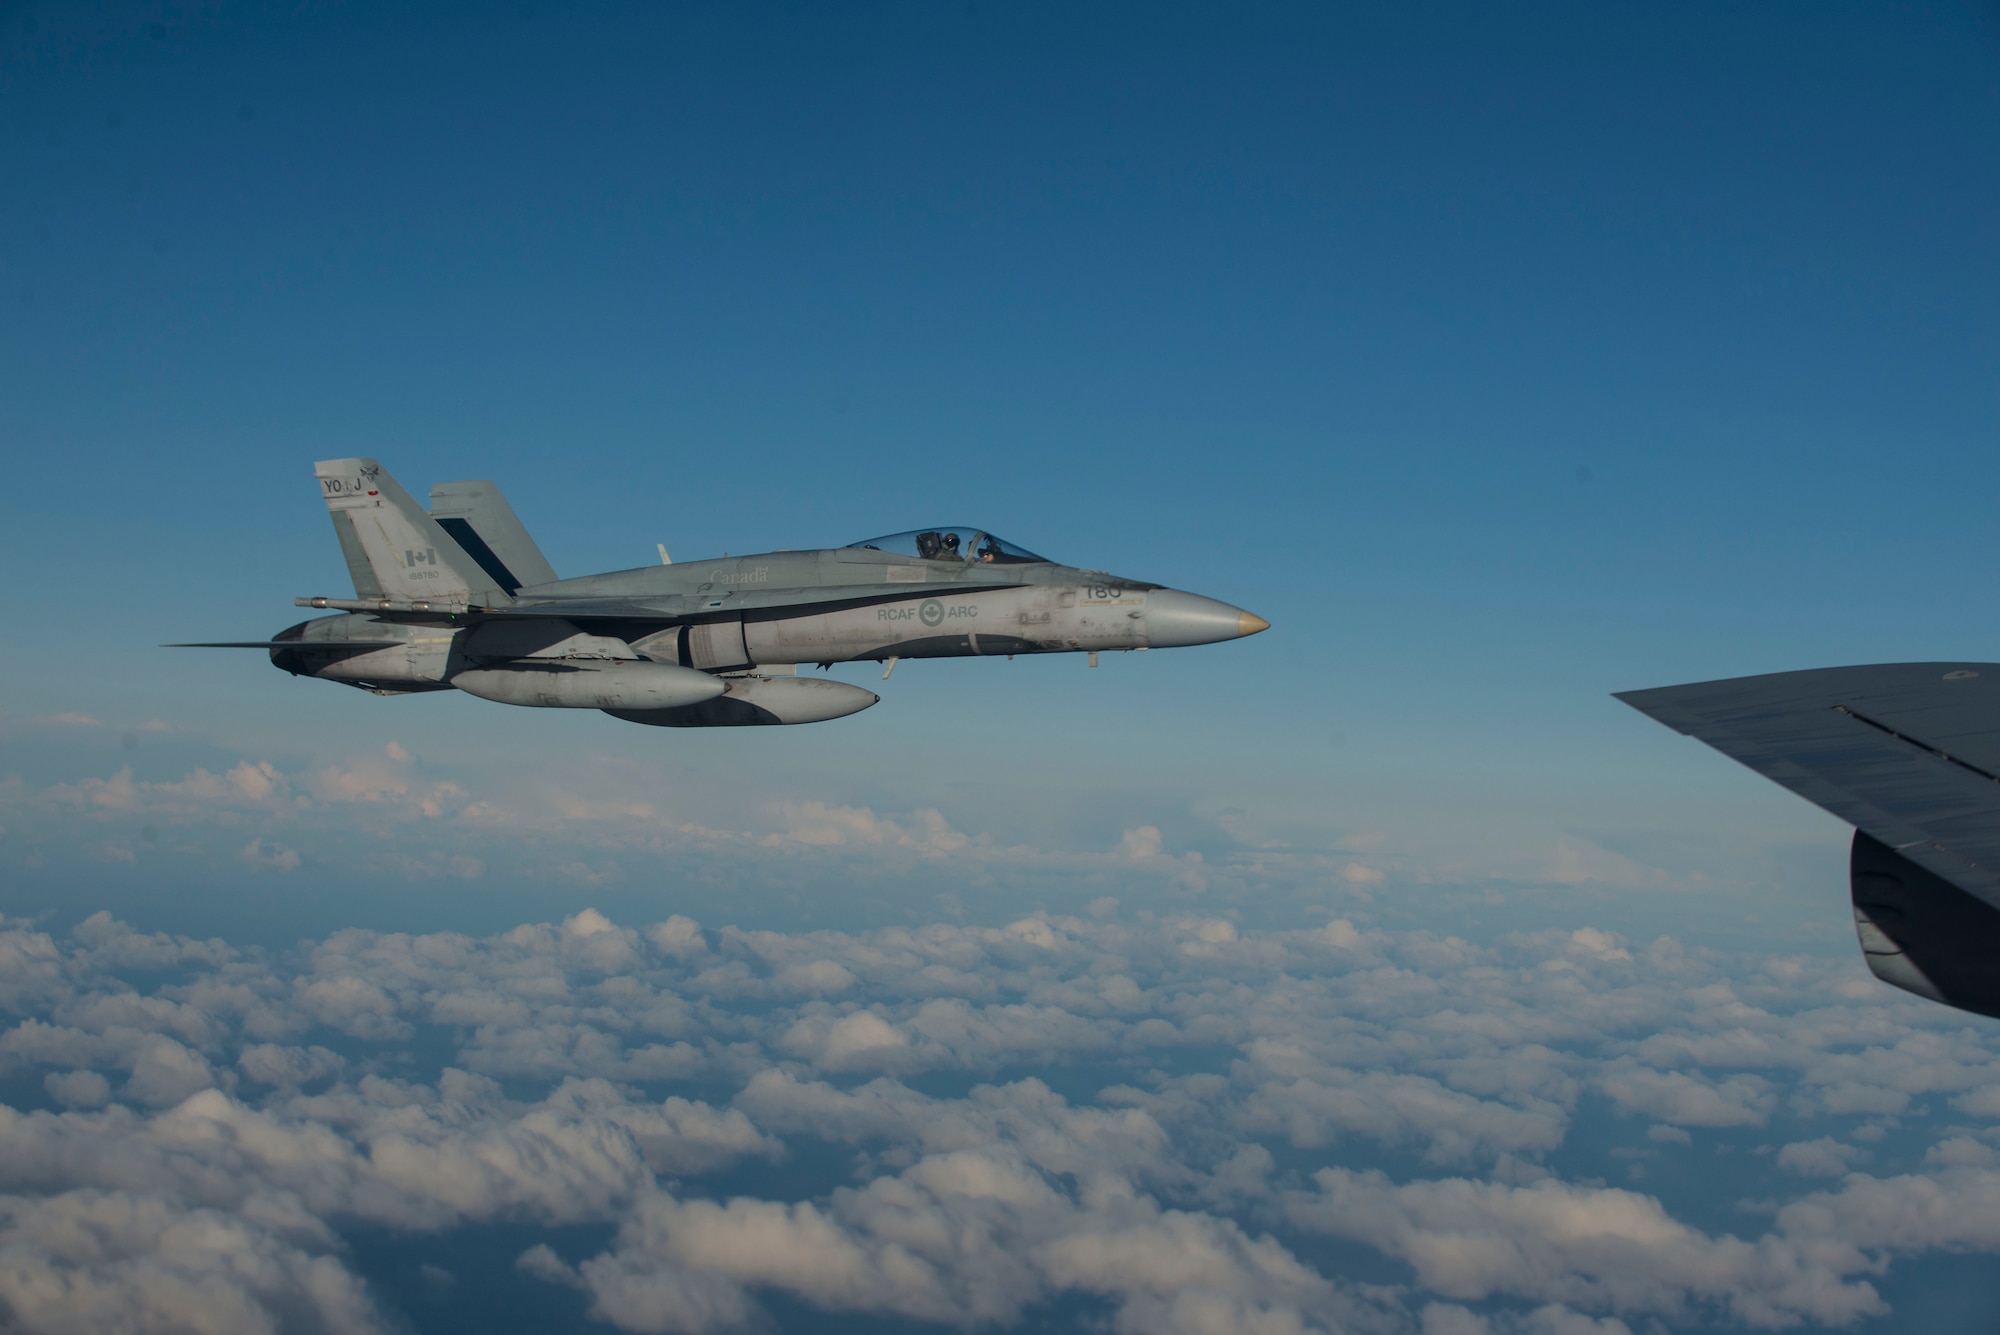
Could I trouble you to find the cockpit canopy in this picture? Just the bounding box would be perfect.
[845,528,1051,565]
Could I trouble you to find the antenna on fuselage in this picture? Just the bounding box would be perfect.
[657,544,672,565]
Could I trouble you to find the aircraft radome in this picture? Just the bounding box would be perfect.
[172,459,1269,728]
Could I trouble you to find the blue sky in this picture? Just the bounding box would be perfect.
[4,3,2000,1333]
[8,0,1999,930]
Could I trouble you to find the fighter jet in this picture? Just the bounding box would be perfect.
[1619,666,2000,1019]
[173,458,1269,728]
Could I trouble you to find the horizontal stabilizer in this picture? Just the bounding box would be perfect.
[1617,663,2000,910]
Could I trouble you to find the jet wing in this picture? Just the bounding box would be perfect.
[1616,664,2000,910]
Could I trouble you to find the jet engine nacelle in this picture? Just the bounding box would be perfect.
[605,674,879,727]
[1850,832,2000,1019]
[451,660,725,710]
[268,616,456,692]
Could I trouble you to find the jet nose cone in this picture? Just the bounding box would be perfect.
[1144,590,1271,648]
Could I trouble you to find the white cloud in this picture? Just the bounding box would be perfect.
[1776,1137,1868,1178]
[227,761,287,803]
[0,906,1987,1332]
[238,838,300,872]
[774,959,856,996]
[1120,825,1164,859]
[44,1070,110,1109]
[0,1188,382,1335]
[1285,1168,1885,1327]
[238,1044,345,1090]
[293,975,410,1041]
[122,1037,215,1107]
[561,1151,1383,1335]
[1597,1066,1775,1128]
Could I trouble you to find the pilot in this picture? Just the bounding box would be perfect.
[978,537,1002,563]
[940,532,961,559]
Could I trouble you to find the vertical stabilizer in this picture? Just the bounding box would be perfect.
[314,459,512,605]
[428,480,558,592]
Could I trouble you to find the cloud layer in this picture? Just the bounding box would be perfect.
[2,726,1781,931]
[0,903,1996,1332]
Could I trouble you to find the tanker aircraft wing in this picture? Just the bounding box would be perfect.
[1618,663,2000,1016]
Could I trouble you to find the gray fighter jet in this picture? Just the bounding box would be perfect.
[174,458,1268,728]
[1620,666,2000,1019]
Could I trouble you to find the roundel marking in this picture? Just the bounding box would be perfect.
[920,599,946,627]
